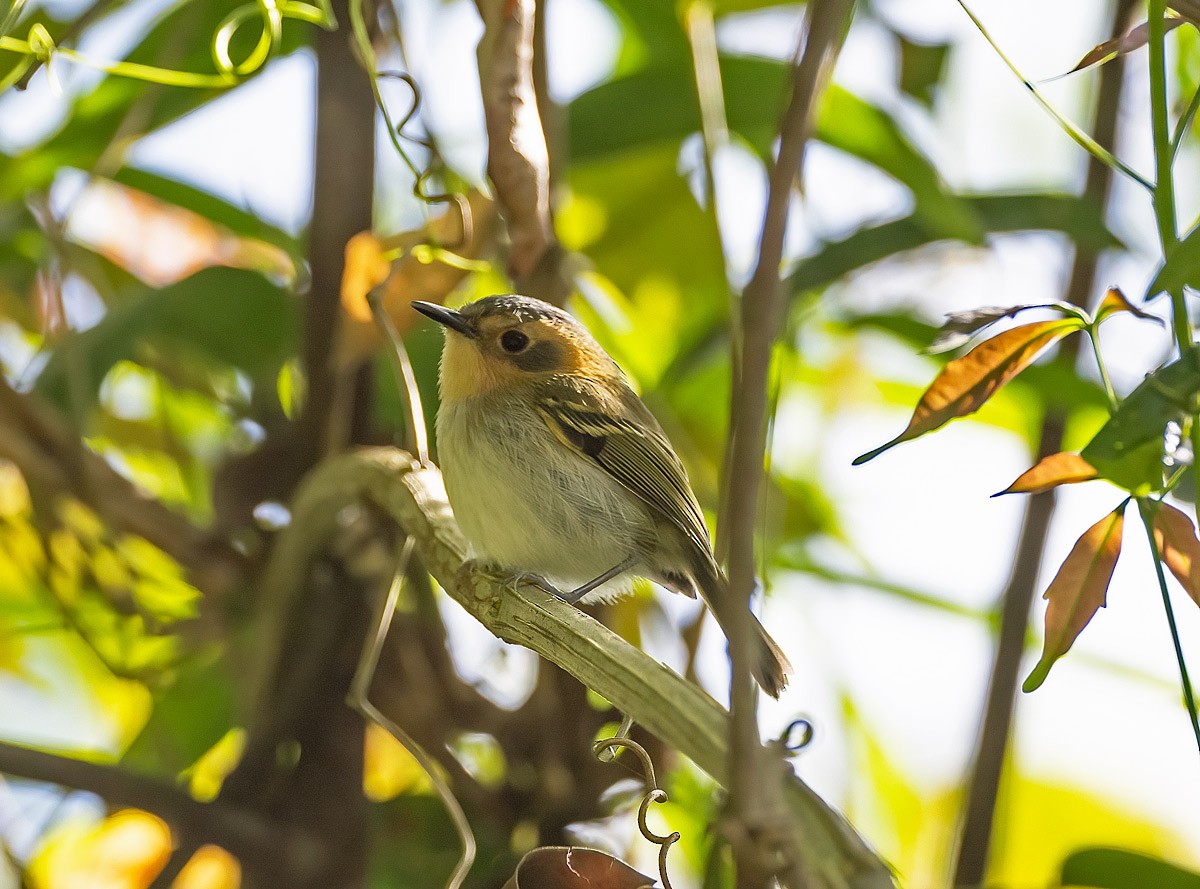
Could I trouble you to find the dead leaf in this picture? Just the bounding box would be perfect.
[993,452,1099,496]
[1060,17,1185,77]
[502,847,655,889]
[855,319,1084,465]
[1095,286,1163,325]
[1024,504,1126,692]
[1153,502,1200,607]
[926,303,1070,354]
[340,232,392,323]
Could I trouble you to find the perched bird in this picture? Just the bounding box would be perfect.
[412,295,791,697]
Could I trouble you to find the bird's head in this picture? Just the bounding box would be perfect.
[412,295,620,403]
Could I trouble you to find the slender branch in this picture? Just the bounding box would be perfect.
[951,1,1136,883]
[473,0,565,303]
[0,376,245,599]
[1149,0,1179,253]
[721,2,853,886]
[254,448,897,889]
[0,741,317,879]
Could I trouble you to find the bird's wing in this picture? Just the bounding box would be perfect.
[534,390,713,560]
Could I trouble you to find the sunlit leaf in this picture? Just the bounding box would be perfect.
[1060,847,1200,889]
[1059,17,1185,77]
[854,319,1084,464]
[1081,347,1200,492]
[993,452,1099,497]
[174,845,241,889]
[30,809,172,889]
[1024,504,1126,692]
[1153,502,1200,607]
[364,722,435,802]
[340,231,392,323]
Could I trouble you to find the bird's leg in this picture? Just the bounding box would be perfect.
[557,557,636,605]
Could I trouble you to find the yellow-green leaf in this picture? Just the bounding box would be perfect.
[993,452,1099,497]
[1153,502,1200,607]
[855,319,1083,464]
[1024,504,1126,692]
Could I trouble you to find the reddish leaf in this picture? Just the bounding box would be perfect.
[1095,287,1162,325]
[993,452,1099,497]
[855,319,1084,464]
[1024,505,1126,692]
[502,847,655,889]
[1153,502,1200,607]
[1060,18,1185,77]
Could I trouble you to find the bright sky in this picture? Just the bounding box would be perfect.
[3,0,1200,881]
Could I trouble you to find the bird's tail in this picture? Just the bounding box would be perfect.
[693,560,792,698]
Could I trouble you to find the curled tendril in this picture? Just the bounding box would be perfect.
[0,0,333,93]
[347,0,472,253]
[777,717,814,754]
[592,735,679,889]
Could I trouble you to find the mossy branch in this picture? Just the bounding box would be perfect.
[256,447,896,889]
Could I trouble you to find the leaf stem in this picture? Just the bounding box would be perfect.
[1086,326,1119,412]
[1170,81,1200,162]
[1138,498,1200,755]
[1148,0,1178,253]
[954,0,1152,191]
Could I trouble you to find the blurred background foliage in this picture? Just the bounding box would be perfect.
[1,0,1199,887]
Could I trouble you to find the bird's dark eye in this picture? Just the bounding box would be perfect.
[500,329,529,353]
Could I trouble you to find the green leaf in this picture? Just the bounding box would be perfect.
[1147,220,1200,298]
[569,56,981,240]
[1061,848,1200,889]
[789,193,1121,295]
[1080,347,1200,493]
[0,0,312,198]
[897,34,950,107]
[111,167,303,258]
[35,267,297,413]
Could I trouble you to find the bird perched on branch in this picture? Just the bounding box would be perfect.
[412,295,791,698]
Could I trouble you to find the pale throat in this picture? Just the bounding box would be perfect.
[438,334,521,404]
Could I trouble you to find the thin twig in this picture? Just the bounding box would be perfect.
[951,2,1136,882]
[721,4,853,885]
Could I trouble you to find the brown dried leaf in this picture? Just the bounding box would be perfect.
[1153,502,1200,607]
[1024,505,1126,692]
[854,319,1084,464]
[1095,286,1163,325]
[336,190,496,367]
[1061,17,1185,77]
[993,452,1099,497]
[340,231,392,323]
[502,847,655,889]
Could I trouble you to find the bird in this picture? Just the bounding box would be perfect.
[412,294,791,698]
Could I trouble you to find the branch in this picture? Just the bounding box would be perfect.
[951,0,1137,882]
[0,376,244,598]
[721,2,854,885]
[473,0,567,304]
[254,448,896,889]
[0,741,319,880]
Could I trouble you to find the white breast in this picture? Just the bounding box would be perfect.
[437,396,651,593]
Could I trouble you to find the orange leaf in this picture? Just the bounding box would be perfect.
[855,319,1083,464]
[340,232,393,323]
[1095,286,1162,325]
[1024,504,1126,692]
[993,452,1098,496]
[1153,502,1200,607]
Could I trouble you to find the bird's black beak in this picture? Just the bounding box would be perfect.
[411,301,476,338]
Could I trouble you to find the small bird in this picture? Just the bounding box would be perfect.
[412,295,791,698]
